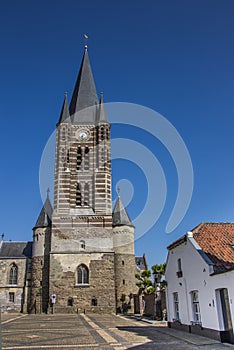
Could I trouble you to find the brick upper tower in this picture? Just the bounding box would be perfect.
[53,47,112,219]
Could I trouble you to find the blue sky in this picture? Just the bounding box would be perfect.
[0,0,234,270]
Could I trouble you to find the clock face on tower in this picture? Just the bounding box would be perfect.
[76,129,90,141]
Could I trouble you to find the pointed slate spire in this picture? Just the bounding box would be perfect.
[97,92,109,124]
[34,192,53,229]
[57,93,70,125]
[112,191,134,228]
[69,48,98,123]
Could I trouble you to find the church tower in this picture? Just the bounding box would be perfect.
[49,46,115,313]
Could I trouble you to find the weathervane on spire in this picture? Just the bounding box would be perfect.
[84,34,89,50]
[47,187,50,198]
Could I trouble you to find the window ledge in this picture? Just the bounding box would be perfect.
[6,284,19,287]
[176,271,183,278]
[190,321,202,326]
[74,284,90,288]
[172,318,181,324]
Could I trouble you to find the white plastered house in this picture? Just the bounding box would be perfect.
[165,223,234,344]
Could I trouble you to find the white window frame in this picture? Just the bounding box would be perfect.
[191,290,201,324]
[173,292,180,321]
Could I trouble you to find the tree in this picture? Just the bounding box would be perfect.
[135,270,155,295]
[151,263,166,290]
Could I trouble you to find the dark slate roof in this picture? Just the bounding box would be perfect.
[34,197,53,229]
[69,48,98,124]
[97,93,108,124]
[0,241,32,258]
[57,94,70,125]
[167,223,234,275]
[112,196,134,227]
[135,254,148,270]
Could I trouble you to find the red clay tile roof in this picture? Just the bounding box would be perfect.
[168,223,234,274]
[192,223,234,274]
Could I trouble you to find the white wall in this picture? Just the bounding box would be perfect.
[166,235,234,331]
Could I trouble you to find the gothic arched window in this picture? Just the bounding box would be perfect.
[84,183,89,206]
[76,183,82,206]
[77,264,89,284]
[77,147,82,170]
[84,147,89,170]
[9,263,18,285]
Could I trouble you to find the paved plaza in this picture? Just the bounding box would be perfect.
[1,313,234,350]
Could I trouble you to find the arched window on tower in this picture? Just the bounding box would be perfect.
[84,147,89,170]
[84,183,89,206]
[76,183,82,206]
[67,128,71,141]
[100,126,105,141]
[106,127,110,140]
[77,264,89,284]
[80,240,85,250]
[61,148,65,162]
[101,148,105,164]
[62,127,66,140]
[9,263,18,285]
[77,147,82,170]
[66,149,70,164]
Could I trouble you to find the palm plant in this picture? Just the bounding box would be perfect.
[135,270,155,295]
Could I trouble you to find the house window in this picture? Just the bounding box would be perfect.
[123,279,125,285]
[173,292,180,321]
[80,240,85,250]
[191,290,201,323]
[9,264,18,285]
[77,264,89,284]
[9,292,15,303]
[177,258,183,278]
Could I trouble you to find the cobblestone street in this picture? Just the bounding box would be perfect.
[1,313,233,350]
